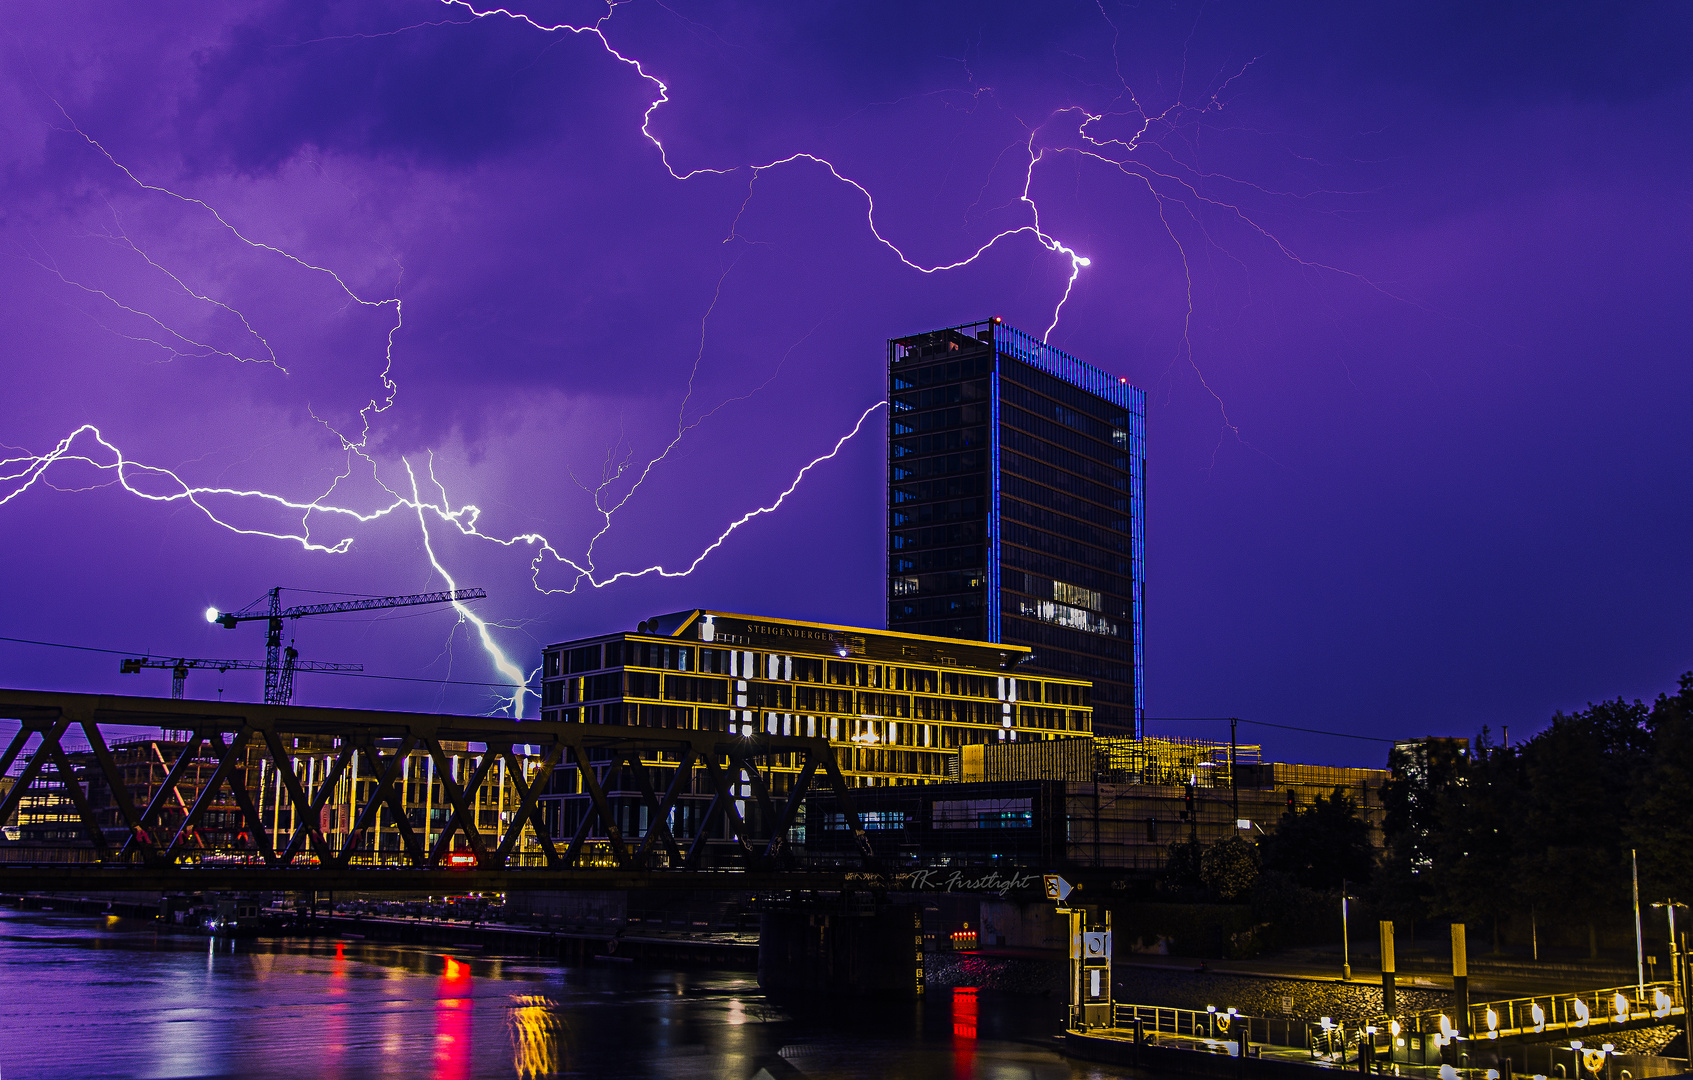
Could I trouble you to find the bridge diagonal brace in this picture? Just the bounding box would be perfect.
[560,763,604,869]
[0,723,38,784]
[119,729,206,860]
[763,751,820,863]
[684,752,737,870]
[818,745,878,867]
[702,751,757,866]
[739,751,783,858]
[356,744,426,866]
[75,711,157,864]
[629,748,692,869]
[204,730,276,867]
[43,736,111,861]
[625,748,688,869]
[336,735,413,867]
[423,740,496,867]
[0,719,66,835]
[258,730,324,864]
[278,740,354,865]
[569,746,631,868]
[164,729,254,860]
[495,743,562,868]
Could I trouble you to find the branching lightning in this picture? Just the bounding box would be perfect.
[9,2,1383,714]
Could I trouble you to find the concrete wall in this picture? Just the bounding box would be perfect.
[979,898,1067,951]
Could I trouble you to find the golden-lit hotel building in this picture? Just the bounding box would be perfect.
[538,609,1093,790]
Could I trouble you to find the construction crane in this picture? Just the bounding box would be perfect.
[119,653,363,699]
[206,587,487,705]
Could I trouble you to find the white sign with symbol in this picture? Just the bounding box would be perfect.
[1043,874,1073,902]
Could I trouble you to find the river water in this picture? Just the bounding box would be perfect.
[0,908,1125,1080]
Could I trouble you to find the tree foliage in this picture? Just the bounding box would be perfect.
[1261,787,1375,891]
[1200,833,1261,900]
[1375,673,1693,954]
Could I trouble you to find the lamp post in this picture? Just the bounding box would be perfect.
[1633,850,1646,997]
[1650,900,1685,994]
[1341,879,1352,981]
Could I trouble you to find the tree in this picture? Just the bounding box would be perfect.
[1201,834,1261,900]
[1159,838,1206,897]
[1429,727,1523,951]
[1262,787,1375,891]
[1376,737,1468,921]
[1513,698,1652,957]
[1629,674,1693,905]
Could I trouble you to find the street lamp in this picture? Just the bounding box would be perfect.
[1653,900,1693,1075]
[1651,900,1686,989]
[1341,879,1353,980]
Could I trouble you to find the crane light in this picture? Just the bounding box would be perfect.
[205,607,220,624]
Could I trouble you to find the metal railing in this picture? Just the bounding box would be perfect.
[1114,982,1687,1068]
[1361,982,1682,1045]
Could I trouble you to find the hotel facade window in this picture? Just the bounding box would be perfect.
[537,609,1093,795]
[887,319,1146,737]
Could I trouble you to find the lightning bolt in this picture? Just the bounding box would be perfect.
[9,4,1393,715]
[436,0,1394,441]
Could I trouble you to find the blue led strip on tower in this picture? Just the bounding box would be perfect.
[986,360,1003,644]
[990,322,1137,411]
[988,319,1146,736]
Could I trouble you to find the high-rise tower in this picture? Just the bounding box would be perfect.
[887,318,1146,737]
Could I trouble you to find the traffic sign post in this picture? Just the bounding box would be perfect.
[1046,874,1112,1031]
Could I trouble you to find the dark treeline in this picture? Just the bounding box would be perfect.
[1375,672,1693,956]
[1157,673,1693,958]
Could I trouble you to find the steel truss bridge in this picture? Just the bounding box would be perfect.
[0,688,879,893]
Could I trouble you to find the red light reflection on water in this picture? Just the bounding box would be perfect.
[952,986,978,1077]
[435,956,472,1080]
[319,938,350,1080]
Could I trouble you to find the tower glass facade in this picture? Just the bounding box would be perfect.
[887,319,1146,737]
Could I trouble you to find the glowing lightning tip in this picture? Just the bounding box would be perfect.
[1076,256,1092,267]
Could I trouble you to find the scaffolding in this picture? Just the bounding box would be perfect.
[962,735,1263,787]
[1095,736,1261,787]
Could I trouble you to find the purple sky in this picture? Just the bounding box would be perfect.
[2,2,1689,766]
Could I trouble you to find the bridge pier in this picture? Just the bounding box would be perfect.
[758,900,925,998]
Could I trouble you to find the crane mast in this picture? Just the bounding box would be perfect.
[207,586,486,705]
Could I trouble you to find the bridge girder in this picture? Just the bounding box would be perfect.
[0,687,878,891]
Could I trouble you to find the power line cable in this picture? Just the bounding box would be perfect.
[1145,716,1399,744]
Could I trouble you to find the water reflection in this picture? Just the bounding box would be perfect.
[437,955,474,1080]
[0,908,1099,1079]
[507,994,560,1078]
